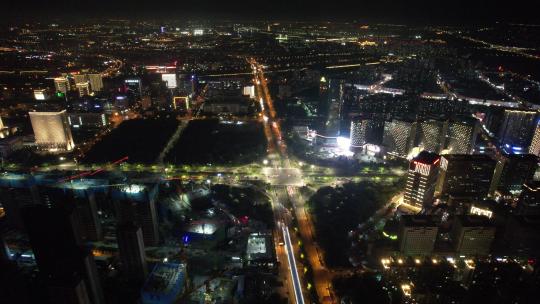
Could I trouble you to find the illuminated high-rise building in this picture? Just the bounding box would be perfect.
[382,119,417,158]
[528,121,540,156]
[125,78,142,102]
[436,154,496,200]
[498,109,537,151]
[399,215,438,256]
[417,120,445,153]
[162,73,177,89]
[87,74,103,92]
[34,89,48,100]
[54,77,71,94]
[451,215,495,256]
[73,74,88,85]
[76,82,92,97]
[350,115,384,147]
[29,110,75,152]
[445,119,479,154]
[404,151,440,207]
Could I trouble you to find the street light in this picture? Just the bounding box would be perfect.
[263,159,269,165]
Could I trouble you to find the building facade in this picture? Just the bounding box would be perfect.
[29,110,75,152]
[404,151,441,207]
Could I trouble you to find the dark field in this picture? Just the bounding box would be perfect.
[82,118,178,164]
[165,119,266,165]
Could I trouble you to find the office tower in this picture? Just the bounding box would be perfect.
[54,77,71,94]
[161,73,177,89]
[68,113,108,129]
[451,215,495,256]
[21,205,104,304]
[518,181,540,216]
[528,121,540,156]
[112,184,160,246]
[0,173,39,230]
[349,115,384,147]
[87,74,103,92]
[29,110,75,151]
[399,215,438,256]
[117,222,148,281]
[125,78,143,102]
[350,119,367,147]
[490,153,538,195]
[417,120,445,153]
[39,186,103,241]
[178,74,195,96]
[404,151,441,208]
[445,119,479,154]
[497,109,537,151]
[76,82,92,97]
[73,74,88,85]
[436,154,496,200]
[383,119,417,158]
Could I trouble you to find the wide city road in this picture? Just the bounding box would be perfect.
[251,58,335,304]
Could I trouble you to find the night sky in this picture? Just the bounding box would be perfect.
[3,0,538,24]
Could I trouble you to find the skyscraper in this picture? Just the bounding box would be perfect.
[382,119,417,158]
[76,82,92,97]
[21,204,104,304]
[87,74,103,92]
[498,109,537,151]
[490,153,538,195]
[445,119,479,154]
[112,184,160,246]
[528,121,540,156]
[29,110,75,152]
[117,222,148,281]
[38,186,103,241]
[399,215,438,256]
[54,77,71,94]
[404,151,441,208]
[349,115,384,147]
[0,172,39,230]
[162,73,177,89]
[436,154,496,200]
[451,215,495,256]
[518,181,540,216]
[125,78,143,102]
[73,74,88,85]
[417,120,445,153]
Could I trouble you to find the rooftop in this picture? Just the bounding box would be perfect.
[401,215,437,227]
[456,215,495,227]
[413,151,440,165]
[142,263,186,297]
